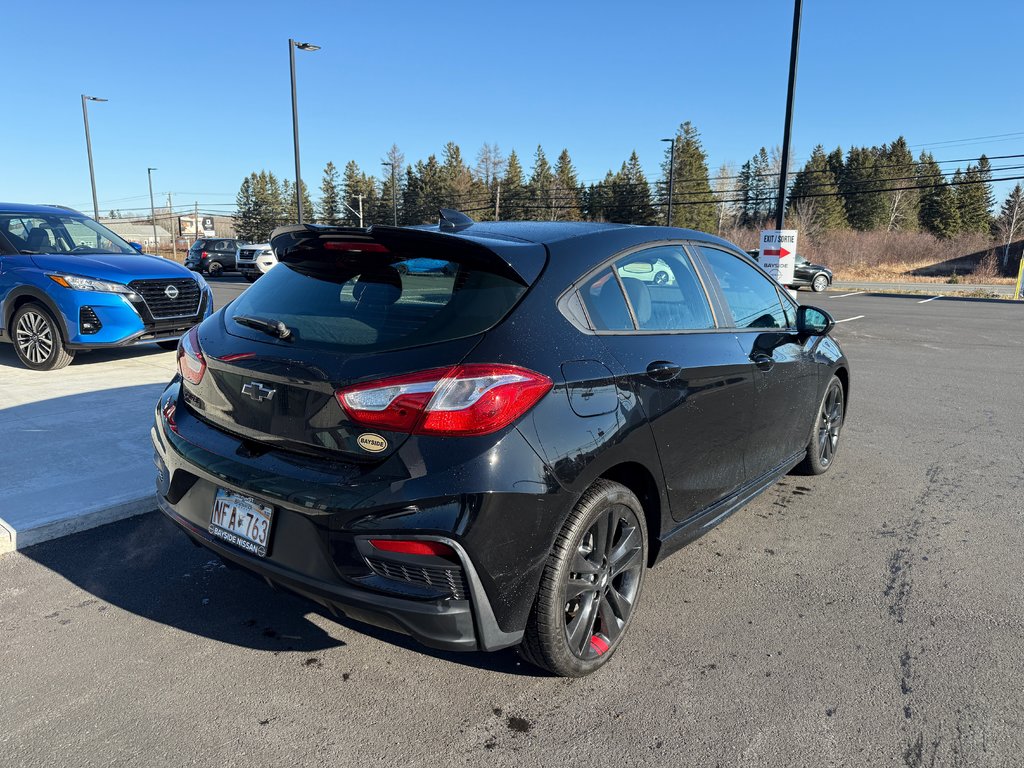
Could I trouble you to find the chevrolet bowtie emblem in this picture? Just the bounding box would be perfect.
[241,381,276,402]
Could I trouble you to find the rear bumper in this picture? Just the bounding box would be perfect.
[149,382,562,652]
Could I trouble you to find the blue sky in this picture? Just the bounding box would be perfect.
[5,0,1022,217]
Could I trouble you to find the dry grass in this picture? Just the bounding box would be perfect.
[720,227,1016,285]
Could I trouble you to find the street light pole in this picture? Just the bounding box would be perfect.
[289,38,320,225]
[774,0,803,230]
[147,167,158,251]
[661,137,676,227]
[383,161,398,226]
[81,95,107,221]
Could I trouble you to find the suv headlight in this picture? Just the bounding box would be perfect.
[48,274,141,301]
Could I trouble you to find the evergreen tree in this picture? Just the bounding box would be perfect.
[527,145,556,219]
[234,174,259,242]
[994,184,1024,268]
[319,161,341,225]
[916,152,947,236]
[956,156,994,234]
[341,161,364,226]
[786,145,847,232]
[840,146,886,230]
[621,151,657,225]
[281,178,314,225]
[473,143,505,221]
[878,137,919,231]
[441,142,474,209]
[932,181,962,238]
[737,147,774,227]
[582,172,615,222]
[552,148,582,221]
[662,122,716,232]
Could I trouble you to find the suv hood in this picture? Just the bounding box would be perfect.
[30,253,195,283]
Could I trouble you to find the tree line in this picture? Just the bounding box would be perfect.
[233,121,1022,251]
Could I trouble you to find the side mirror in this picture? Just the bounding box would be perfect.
[129,241,144,253]
[797,305,835,336]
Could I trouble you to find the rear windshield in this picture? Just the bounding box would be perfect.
[227,258,527,352]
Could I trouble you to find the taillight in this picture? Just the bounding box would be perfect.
[323,241,389,253]
[369,539,457,558]
[200,250,209,259]
[177,327,206,384]
[336,364,552,437]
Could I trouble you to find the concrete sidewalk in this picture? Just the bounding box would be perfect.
[0,343,176,553]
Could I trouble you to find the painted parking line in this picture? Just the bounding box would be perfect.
[917,296,941,304]
[835,315,865,323]
[831,291,865,298]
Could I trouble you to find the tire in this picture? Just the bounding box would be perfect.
[811,274,829,292]
[206,261,223,278]
[653,271,669,285]
[520,479,647,677]
[12,302,75,371]
[795,375,845,475]
[156,340,180,351]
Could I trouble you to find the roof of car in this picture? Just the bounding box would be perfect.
[0,203,86,216]
[413,220,730,248]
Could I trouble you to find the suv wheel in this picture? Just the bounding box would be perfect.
[812,274,829,292]
[520,479,647,676]
[796,375,844,475]
[12,303,75,371]
[206,261,223,278]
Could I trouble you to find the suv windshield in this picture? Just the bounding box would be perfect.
[228,259,527,353]
[0,212,135,255]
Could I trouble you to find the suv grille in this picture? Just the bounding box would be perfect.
[129,278,202,319]
[237,250,258,263]
[366,557,468,600]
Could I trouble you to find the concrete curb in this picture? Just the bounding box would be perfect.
[0,495,155,555]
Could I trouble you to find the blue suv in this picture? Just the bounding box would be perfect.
[0,203,214,370]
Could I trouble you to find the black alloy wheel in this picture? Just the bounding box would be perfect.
[521,480,647,676]
[12,302,74,370]
[812,273,829,292]
[797,375,844,475]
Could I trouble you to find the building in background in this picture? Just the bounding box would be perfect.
[100,220,172,249]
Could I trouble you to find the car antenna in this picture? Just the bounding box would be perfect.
[438,208,474,232]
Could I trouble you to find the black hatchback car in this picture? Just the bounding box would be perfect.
[154,213,849,676]
[184,238,239,277]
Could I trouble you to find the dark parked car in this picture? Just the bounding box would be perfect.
[746,250,833,292]
[154,213,850,676]
[185,238,240,277]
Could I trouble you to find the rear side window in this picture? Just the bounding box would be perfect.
[613,246,714,331]
[699,246,788,329]
[579,269,633,331]
[227,260,526,352]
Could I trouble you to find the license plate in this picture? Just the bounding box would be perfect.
[209,489,274,557]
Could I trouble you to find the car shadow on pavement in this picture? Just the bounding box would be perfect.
[21,512,534,675]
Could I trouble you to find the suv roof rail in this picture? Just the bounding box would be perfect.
[438,208,474,232]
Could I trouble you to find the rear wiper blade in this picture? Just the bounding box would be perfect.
[233,314,292,340]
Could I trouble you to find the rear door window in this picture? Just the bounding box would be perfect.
[227,259,526,352]
[579,268,633,331]
[699,246,788,329]
[613,246,714,331]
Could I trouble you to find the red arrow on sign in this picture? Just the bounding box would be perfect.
[762,247,790,257]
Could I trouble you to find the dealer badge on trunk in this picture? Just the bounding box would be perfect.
[357,433,388,453]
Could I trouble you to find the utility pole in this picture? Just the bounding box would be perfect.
[289,39,321,224]
[661,137,676,227]
[194,201,199,245]
[774,0,803,230]
[81,95,108,221]
[147,167,158,252]
[168,192,177,260]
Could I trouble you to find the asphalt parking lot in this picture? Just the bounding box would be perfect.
[2,285,1022,767]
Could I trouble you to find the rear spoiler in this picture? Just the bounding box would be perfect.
[269,223,546,286]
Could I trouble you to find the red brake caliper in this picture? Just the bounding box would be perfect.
[589,634,610,656]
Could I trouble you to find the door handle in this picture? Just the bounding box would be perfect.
[751,353,774,372]
[646,361,681,382]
